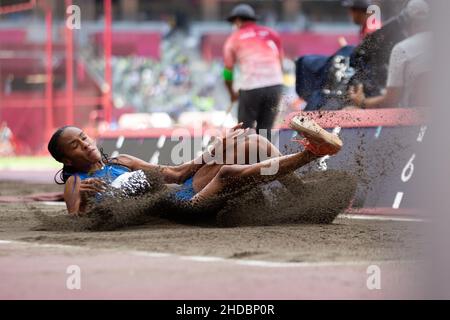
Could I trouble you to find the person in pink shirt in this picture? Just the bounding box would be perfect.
[223,4,284,140]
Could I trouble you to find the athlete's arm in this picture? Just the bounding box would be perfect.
[112,154,184,184]
[114,154,212,184]
[64,175,105,215]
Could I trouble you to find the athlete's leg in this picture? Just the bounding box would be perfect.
[191,115,342,204]
[244,132,305,190]
[192,132,299,192]
[191,150,316,204]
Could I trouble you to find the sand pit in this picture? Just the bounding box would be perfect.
[0,173,424,263]
[32,170,359,231]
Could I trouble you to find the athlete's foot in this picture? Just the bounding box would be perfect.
[289,115,343,156]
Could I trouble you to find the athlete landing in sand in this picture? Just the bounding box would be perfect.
[47,116,342,215]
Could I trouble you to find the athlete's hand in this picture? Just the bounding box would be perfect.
[215,122,247,144]
[208,125,250,157]
[223,125,250,142]
[231,122,244,131]
[79,178,107,198]
[66,178,107,215]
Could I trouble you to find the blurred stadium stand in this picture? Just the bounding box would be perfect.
[0,0,407,154]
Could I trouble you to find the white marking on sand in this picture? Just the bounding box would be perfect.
[0,239,416,269]
[180,256,225,262]
[130,251,171,258]
[0,240,85,250]
[41,202,66,206]
[234,259,390,268]
[339,214,423,222]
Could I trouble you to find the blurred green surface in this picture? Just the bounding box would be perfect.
[0,157,61,170]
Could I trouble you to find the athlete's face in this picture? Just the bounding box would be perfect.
[59,127,102,169]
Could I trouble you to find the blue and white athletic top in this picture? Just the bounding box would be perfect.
[76,163,130,183]
[75,163,196,201]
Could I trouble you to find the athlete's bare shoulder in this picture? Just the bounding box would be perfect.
[111,154,158,171]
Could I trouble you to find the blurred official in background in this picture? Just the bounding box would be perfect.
[223,4,284,139]
[342,0,376,41]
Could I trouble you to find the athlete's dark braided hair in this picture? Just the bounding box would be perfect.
[48,126,110,185]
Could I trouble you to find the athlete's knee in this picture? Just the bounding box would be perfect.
[217,165,239,180]
[249,132,265,143]
[254,133,279,159]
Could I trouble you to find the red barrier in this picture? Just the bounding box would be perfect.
[283,108,425,129]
